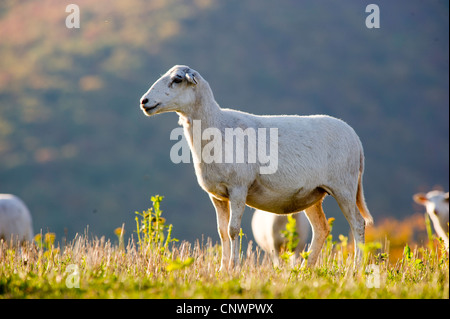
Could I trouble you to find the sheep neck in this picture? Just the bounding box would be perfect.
[178,81,222,130]
[177,82,223,162]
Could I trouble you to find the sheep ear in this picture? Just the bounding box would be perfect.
[413,193,427,205]
[185,69,198,85]
[444,192,449,202]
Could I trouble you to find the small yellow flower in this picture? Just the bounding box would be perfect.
[114,227,125,237]
[34,233,42,243]
[327,217,335,227]
[44,233,56,246]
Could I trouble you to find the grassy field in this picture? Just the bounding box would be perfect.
[1,196,448,299]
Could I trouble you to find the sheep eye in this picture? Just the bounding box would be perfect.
[169,76,183,88]
[172,76,183,84]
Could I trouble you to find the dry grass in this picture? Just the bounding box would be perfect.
[0,230,448,299]
[1,196,448,299]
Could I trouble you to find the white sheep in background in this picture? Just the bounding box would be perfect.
[0,194,34,242]
[414,190,449,251]
[140,65,373,271]
[251,209,310,266]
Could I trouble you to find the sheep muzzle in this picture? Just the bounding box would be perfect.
[141,102,161,115]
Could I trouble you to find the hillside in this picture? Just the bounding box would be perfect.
[0,0,448,242]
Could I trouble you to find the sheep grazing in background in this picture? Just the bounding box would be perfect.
[0,194,34,242]
[139,65,373,271]
[414,190,449,251]
[251,209,310,266]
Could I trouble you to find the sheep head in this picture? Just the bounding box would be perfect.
[140,65,199,116]
[414,190,449,218]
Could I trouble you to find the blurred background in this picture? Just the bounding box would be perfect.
[0,0,448,244]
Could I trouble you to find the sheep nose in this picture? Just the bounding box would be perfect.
[141,98,149,105]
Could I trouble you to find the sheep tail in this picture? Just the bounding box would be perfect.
[357,152,373,225]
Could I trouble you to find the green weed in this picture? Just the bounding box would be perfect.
[134,195,178,254]
[0,195,448,299]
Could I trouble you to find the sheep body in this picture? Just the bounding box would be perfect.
[251,209,310,265]
[140,65,373,271]
[0,194,34,242]
[414,190,449,251]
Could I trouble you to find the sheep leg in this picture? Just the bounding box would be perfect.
[228,189,247,270]
[209,195,230,272]
[271,236,282,267]
[429,214,449,252]
[302,200,329,267]
[335,195,366,265]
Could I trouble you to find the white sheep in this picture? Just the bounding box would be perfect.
[139,65,373,271]
[413,190,449,251]
[251,209,310,266]
[0,194,34,242]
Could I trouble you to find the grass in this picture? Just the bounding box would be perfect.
[0,196,448,299]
